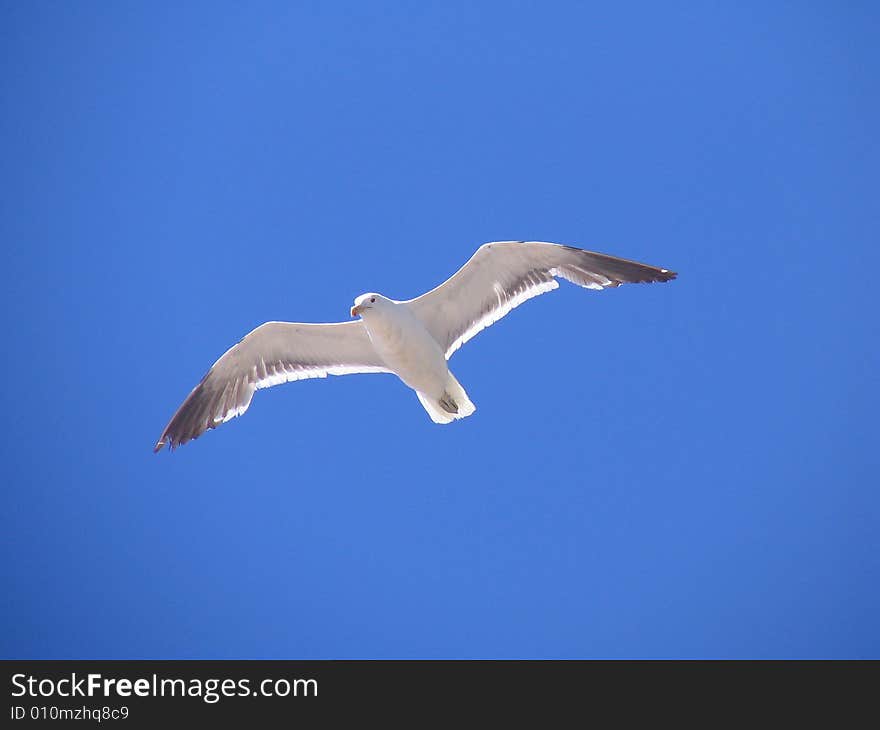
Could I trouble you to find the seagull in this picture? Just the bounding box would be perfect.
[154,241,676,452]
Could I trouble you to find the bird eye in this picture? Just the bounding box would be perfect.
[370,297,375,303]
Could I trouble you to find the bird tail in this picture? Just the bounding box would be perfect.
[416,373,476,425]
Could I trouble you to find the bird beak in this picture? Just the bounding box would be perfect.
[350,305,360,318]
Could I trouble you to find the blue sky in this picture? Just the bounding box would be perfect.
[1,2,877,658]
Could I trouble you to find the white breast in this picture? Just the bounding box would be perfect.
[362,302,450,396]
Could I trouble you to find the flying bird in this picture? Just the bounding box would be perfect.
[154,241,676,452]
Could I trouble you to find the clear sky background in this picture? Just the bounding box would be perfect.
[2,2,877,658]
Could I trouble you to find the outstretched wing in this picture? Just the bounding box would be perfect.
[154,321,388,452]
[406,241,676,358]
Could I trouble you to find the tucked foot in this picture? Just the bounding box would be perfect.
[439,392,459,414]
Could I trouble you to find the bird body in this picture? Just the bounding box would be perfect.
[354,294,448,395]
[154,241,676,452]
[352,294,473,422]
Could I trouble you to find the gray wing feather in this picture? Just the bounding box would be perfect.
[154,320,387,452]
[406,241,676,358]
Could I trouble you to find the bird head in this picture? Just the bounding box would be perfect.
[351,293,388,318]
